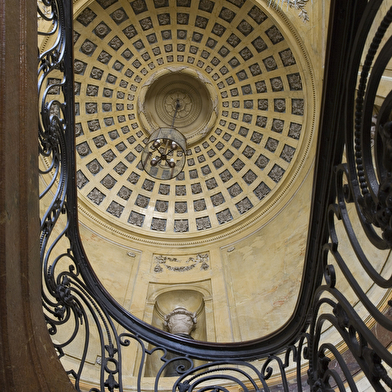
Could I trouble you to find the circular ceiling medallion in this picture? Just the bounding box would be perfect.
[138,68,219,145]
[72,0,315,245]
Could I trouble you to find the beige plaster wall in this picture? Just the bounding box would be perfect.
[220,170,311,341]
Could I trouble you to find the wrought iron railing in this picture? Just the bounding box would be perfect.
[38,0,392,390]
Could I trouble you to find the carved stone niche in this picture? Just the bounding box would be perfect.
[144,289,209,377]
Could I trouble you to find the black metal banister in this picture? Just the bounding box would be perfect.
[38,0,392,390]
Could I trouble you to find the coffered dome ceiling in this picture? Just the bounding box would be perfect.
[73,0,315,244]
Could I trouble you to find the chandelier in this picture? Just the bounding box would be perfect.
[141,100,187,180]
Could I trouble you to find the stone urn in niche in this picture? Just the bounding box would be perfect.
[163,307,197,377]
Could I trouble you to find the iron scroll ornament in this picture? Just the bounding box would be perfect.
[307,1,392,391]
[352,5,392,248]
[38,0,392,391]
